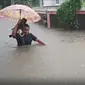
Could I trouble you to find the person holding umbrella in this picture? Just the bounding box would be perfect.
[9,18,45,46]
[0,4,45,46]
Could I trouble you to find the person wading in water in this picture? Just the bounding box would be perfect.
[9,18,45,46]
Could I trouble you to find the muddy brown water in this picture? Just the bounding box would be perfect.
[0,19,85,84]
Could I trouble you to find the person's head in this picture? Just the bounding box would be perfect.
[23,24,30,35]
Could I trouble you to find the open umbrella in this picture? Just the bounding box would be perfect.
[0,4,41,22]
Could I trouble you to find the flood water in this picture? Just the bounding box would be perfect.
[0,19,85,84]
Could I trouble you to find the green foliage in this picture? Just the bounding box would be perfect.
[57,0,81,29]
[13,0,39,7]
[27,0,40,7]
[82,0,85,7]
[30,0,40,7]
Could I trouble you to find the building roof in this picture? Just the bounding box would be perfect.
[33,6,59,14]
[81,7,85,11]
[76,7,85,14]
[33,6,85,15]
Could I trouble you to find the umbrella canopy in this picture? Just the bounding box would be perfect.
[0,4,41,22]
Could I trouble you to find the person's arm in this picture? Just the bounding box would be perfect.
[31,34,45,45]
[12,19,21,37]
[36,39,45,45]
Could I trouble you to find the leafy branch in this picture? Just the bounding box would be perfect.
[57,0,81,29]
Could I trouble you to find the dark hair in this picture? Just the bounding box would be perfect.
[24,24,30,28]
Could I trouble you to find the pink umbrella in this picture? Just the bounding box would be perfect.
[0,4,41,22]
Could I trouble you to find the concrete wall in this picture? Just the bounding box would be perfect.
[50,14,85,30]
[41,0,65,6]
[78,14,85,30]
[50,14,69,29]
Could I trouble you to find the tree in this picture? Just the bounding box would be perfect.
[57,0,81,29]
[12,0,40,7]
[28,0,40,7]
